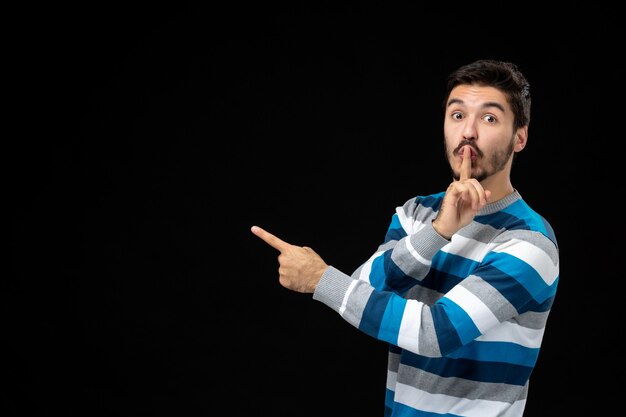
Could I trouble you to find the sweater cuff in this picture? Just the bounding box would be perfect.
[409,221,451,260]
[312,265,354,312]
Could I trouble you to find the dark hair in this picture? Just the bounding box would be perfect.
[445,59,531,130]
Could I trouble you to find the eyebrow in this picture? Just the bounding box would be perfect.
[446,98,506,113]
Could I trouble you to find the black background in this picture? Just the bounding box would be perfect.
[7,4,623,416]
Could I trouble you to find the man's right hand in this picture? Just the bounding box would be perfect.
[432,146,490,240]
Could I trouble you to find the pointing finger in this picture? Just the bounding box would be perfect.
[251,225,292,252]
[460,146,472,181]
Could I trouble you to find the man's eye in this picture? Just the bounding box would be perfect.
[483,115,496,123]
[452,112,463,120]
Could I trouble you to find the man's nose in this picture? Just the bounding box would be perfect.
[461,117,478,140]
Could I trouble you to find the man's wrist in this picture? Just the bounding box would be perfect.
[432,220,452,240]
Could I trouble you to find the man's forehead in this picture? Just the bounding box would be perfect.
[447,85,508,110]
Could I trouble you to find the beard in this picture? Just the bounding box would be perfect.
[447,134,515,182]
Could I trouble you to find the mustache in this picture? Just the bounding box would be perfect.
[454,141,483,158]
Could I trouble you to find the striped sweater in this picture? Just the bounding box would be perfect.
[313,190,559,417]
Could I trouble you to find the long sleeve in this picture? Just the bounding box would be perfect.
[349,194,449,295]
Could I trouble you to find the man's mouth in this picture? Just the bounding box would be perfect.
[457,144,478,159]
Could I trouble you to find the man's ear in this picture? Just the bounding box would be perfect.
[514,126,528,152]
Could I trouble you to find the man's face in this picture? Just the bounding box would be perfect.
[443,84,518,182]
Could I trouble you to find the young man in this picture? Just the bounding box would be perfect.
[251,59,559,417]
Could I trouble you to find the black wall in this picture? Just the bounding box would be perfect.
[8,4,622,416]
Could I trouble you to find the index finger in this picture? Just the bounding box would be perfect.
[460,146,472,181]
[250,225,291,252]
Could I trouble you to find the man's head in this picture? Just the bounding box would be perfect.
[445,59,531,131]
[443,60,531,184]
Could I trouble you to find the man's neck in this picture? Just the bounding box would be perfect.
[480,171,515,203]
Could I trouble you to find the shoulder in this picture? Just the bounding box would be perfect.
[391,192,446,236]
[502,198,558,250]
[398,191,446,216]
[484,199,559,265]
[477,193,558,250]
